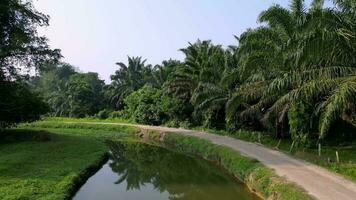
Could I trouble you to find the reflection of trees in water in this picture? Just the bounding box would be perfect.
[107,141,249,200]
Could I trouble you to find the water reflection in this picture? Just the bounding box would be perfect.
[73,141,259,200]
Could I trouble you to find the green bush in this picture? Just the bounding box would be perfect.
[165,119,180,128]
[179,120,193,129]
[109,110,129,119]
[288,102,315,146]
[123,85,191,126]
[95,109,112,119]
[124,85,166,125]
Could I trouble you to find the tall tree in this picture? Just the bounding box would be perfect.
[0,0,60,80]
[31,62,76,116]
[66,72,105,117]
[0,0,60,128]
[109,56,153,109]
[227,0,356,142]
[152,59,181,88]
[169,40,227,127]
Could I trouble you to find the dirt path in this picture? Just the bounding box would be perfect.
[73,122,356,200]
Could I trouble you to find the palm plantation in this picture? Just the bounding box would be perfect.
[167,0,356,144]
[16,0,354,145]
[1,0,356,199]
[228,0,356,143]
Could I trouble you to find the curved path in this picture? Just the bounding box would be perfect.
[72,122,356,200]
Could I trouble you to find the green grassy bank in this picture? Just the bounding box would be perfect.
[29,117,356,182]
[142,131,313,200]
[192,127,356,182]
[0,125,137,200]
[13,121,314,200]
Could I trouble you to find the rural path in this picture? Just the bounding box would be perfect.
[72,122,356,200]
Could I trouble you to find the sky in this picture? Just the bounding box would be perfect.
[33,0,329,82]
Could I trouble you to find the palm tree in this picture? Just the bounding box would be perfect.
[169,40,225,99]
[227,0,356,141]
[152,59,182,88]
[190,46,241,128]
[110,56,153,109]
[169,40,227,127]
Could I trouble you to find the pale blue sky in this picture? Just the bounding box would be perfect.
[34,0,333,82]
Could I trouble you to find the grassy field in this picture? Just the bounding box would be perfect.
[0,126,137,200]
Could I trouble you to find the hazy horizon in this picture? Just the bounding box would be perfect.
[34,0,329,82]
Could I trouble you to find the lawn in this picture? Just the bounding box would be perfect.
[0,127,136,200]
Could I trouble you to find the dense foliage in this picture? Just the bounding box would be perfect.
[2,0,356,144]
[123,85,189,126]
[0,0,60,128]
[0,81,48,128]
[31,62,106,117]
[226,0,356,143]
[103,0,354,144]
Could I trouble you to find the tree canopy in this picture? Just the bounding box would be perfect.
[0,0,60,128]
[2,0,356,145]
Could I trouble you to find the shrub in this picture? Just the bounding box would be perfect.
[124,85,166,125]
[179,120,193,129]
[122,85,193,126]
[288,102,315,146]
[109,110,129,119]
[165,119,180,128]
[95,109,112,119]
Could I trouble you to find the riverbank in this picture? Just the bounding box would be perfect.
[142,131,312,200]
[0,127,136,199]
[12,121,315,200]
[40,117,356,182]
[20,120,356,200]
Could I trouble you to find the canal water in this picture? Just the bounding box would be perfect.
[73,141,259,200]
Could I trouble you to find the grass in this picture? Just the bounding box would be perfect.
[27,118,356,181]
[0,125,137,200]
[143,131,313,200]
[20,121,314,199]
[193,127,356,182]
[41,117,136,124]
[4,119,351,199]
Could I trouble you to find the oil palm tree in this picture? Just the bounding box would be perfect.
[169,40,227,127]
[169,40,225,99]
[110,56,153,109]
[152,59,182,88]
[227,0,356,141]
[190,46,241,128]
